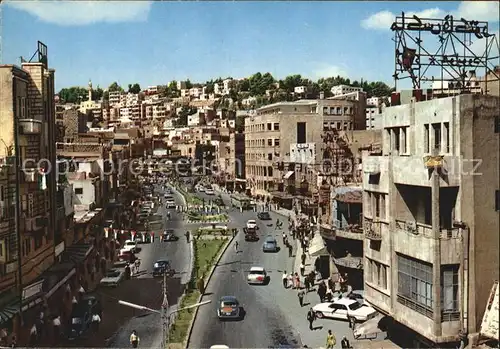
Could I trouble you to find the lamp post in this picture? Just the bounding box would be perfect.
[118,299,211,349]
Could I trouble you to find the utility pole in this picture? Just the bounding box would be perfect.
[162,270,168,349]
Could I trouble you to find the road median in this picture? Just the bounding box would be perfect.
[168,234,234,348]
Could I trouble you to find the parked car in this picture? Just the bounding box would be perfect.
[262,235,278,252]
[246,220,258,230]
[257,211,272,220]
[118,250,136,263]
[122,239,138,253]
[165,199,176,209]
[312,298,378,322]
[247,266,268,285]
[152,259,175,277]
[205,189,215,195]
[162,230,178,242]
[217,296,241,320]
[99,268,125,287]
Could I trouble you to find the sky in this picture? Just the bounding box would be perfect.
[2,1,499,92]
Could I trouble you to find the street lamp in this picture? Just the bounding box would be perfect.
[118,299,211,349]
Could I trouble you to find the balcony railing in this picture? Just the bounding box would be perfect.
[334,220,364,240]
[18,119,42,135]
[395,219,460,239]
[364,217,382,240]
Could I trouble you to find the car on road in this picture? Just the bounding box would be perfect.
[312,298,378,322]
[246,219,258,230]
[244,227,259,241]
[118,250,136,263]
[210,346,229,349]
[247,266,268,284]
[99,268,125,287]
[162,230,178,242]
[196,186,205,192]
[205,189,215,195]
[217,296,241,320]
[262,235,278,252]
[257,211,272,220]
[165,199,176,209]
[121,239,138,253]
[152,259,175,277]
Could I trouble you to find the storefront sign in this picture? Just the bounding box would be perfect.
[423,155,444,168]
[55,241,65,257]
[22,280,44,301]
[480,281,499,340]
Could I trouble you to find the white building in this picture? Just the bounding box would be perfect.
[331,84,363,96]
[223,79,233,95]
[177,81,187,90]
[294,86,308,94]
[214,83,222,95]
[109,90,122,106]
[147,86,158,95]
[187,112,202,126]
[181,89,190,98]
[189,87,202,98]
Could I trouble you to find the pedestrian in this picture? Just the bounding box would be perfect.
[130,330,140,348]
[298,290,305,307]
[234,241,239,252]
[300,263,305,276]
[282,232,287,244]
[341,336,351,349]
[348,315,356,330]
[301,253,306,265]
[287,273,293,289]
[326,330,336,349]
[304,277,310,292]
[294,273,301,289]
[29,324,37,346]
[288,244,293,258]
[282,271,288,288]
[52,315,61,344]
[10,334,16,348]
[318,281,327,302]
[307,308,315,331]
[92,313,101,332]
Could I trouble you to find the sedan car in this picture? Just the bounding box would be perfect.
[257,211,272,220]
[312,298,378,322]
[152,259,175,277]
[262,235,278,252]
[247,266,268,285]
[217,296,241,320]
[162,230,178,242]
[122,240,138,253]
[99,268,125,287]
[246,220,258,230]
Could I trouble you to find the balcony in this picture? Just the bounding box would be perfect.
[335,222,364,241]
[22,215,49,232]
[364,217,382,240]
[395,219,460,239]
[23,169,38,183]
[18,119,42,135]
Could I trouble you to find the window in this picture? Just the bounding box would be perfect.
[393,128,400,153]
[274,139,280,146]
[441,265,459,320]
[374,193,380,218]
[444,122,450,153]
[267,123,272,131]
[268,167,273,177]
[496,190,500,211]
[432,123,441,152]
[424,124,430,153]
[75,188,83,195]
[397,254,434,318]
[22,238,32,257]
[367,259,388,290]
[0,239,5,263]
[401,127,407,153]
[267,139,273,146]
[274,123,280,131]
[297,122,306,144]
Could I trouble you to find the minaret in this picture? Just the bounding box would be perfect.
[88,79,93,101]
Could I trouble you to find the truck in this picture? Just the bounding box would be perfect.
[244,227,259,241]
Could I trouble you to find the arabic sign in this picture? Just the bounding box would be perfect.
[480,281,499,341]
[423,156,444,168]
[391,13,492,39]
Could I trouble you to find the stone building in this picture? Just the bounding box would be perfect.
[359,94,499,348]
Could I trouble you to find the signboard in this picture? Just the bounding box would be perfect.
[55,241,65,257]
[480,281,499,340]
[153,149,168,157]
[22,280,44,301]
[423,155,444,169]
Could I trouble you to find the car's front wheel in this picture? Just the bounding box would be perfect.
[315,311,324,318]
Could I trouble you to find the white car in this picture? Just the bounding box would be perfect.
[247,266,268,285]
[99,268,125,287]
[121,239,137,253]
[166,200,176,209]
[312,298,378,322]
[197,186,205,192]
[205,189,215,195]
[246,220,257,230]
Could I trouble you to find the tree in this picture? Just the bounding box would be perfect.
[108,82,123,92]
[58,86,88,103]
[92,86,104,101]
[128,83,141,94]
[239,79,250,92]
[185,79,193,89]
[235,115,245,132]
[175,106,197,126]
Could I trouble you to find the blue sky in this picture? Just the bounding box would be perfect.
[3,1,499,92]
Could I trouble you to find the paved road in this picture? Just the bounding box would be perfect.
[105,184,191,348]
[188,191,303,348]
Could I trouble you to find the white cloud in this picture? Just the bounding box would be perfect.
[361,1,499,30]
[312,64,348,79]
[6,0,152,26]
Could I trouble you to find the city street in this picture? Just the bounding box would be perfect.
[188,190,303,348]
[99,185,191,348]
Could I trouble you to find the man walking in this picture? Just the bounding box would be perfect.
[300,263,305,276]
[326,330,336,349]
[130,330,140,348]
[341,336,351,349]
[52,315,61,344]
[92,313,101,332]
[282,271,288,288]
[288,244,293,258]
[307,308,315,331]
[298,290,305,307]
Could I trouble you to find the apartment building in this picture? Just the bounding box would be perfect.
[0,59,59,339]
[361,95,499,347]
[108,90,122,106]
[177,81,187,90]
[366,97,385,130]
[331,84,363,96]
[142,101,167,120]
[189,87,202,98]
[244,99,365,204]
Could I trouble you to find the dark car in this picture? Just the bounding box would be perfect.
[257,211,272,220]
[262,235,278,252]
[152,259,175,277]
[162,229,178,242]
[217,296,241,320]
[244,227,259,242]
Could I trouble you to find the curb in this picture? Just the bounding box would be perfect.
[186,219,230,224]
[184,234,236,348]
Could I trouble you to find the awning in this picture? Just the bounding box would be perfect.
[60,243,94,265]
[333,256,363,269]
[0,294,20,324]
[283,171,294,180]
[309,233,328,257]
[354,313,385,337]
[43,262,77,299]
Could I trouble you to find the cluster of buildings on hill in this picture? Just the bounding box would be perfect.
[0,41,499,348]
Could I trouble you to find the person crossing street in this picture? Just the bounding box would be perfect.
[130,330,140,348]
[234,241,239,252]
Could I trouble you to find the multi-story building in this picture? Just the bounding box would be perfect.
[0,58,59,341]
[177,81,187,90]
[366,96,385,130]
[108,90,122,106]
[189,87,202,98]
[360,94,499,348]
[244,99,366,206]
[223,79,233,95]
[142,101,167,120]
[331,84,363,96]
